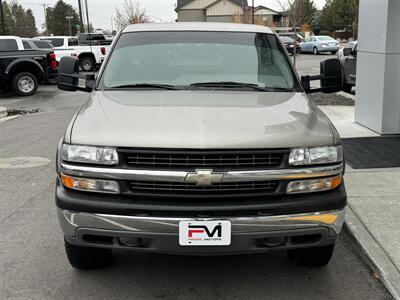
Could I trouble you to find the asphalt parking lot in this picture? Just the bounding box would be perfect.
[0,54,393,300]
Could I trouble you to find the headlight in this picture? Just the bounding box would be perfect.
[61,173,120,194]
[287,175,342,194]
[61,144,118,165]
[289,146,343,166]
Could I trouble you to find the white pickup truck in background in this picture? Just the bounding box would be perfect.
[35,36,109,71]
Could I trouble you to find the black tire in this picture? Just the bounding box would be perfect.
[80,56,96,72]
[64,239,112,270]
[12,72,39,96]
[342,82,353,93]
[313,47,319,55]
[331,51,338,55]
[287,243,335,267]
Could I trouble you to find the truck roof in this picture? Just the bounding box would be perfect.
[122,22,274,34]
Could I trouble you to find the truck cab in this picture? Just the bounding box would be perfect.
[56,23,347,270]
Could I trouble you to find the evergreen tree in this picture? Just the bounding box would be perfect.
[46,0,79,36]
[321,0,359,38]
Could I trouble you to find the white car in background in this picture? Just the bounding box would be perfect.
[35,36,109,71]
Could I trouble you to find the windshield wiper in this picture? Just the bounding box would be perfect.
[109,83,179,90]
[190,81,276,92]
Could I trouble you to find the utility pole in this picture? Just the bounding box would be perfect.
[66,16,73,36]
[84,0,90,33]
[0,0,6,35]
[77,0,85,32]
[38,3,49,34]
[252,0,255,24]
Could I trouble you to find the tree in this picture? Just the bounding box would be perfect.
[3,1,37,37]
[321,0,359,39]
[1,1,13,34]
[46,0,80,36]
[277,0,317,65]
[113,0,150,31]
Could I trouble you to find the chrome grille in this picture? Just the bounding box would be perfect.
[118,149,286,171]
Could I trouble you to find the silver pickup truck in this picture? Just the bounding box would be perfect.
[56,23,347,269]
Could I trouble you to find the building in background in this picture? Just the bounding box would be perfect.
[176,0,288,29]
[176,0,247,23]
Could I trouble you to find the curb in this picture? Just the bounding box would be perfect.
[344,205,400,300]
[0,106,7,119]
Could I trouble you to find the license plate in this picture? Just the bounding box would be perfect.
[179,220,231,246]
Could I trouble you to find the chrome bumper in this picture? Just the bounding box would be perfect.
[59,208,346,253]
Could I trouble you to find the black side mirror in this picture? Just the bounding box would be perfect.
[343,48,352,56]
[320,58,343,93]
[301,58,343,94]
[57,56,95,92]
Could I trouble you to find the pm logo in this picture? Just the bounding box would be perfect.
[179,220,231,246]
[188,223,222,238]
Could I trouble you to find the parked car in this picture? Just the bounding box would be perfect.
[35,36,108,71]
[339,41,358,93]
[0,48,57,96]
[279,36,300,55]
[338,41,357,61]
[0,36,24,51]
[300,35,340,55]
[78,33,112,46]
[55,23,347,270]
[22,38,54,51]
[278,32,304,43]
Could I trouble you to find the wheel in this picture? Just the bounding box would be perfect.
[287,243,335,267]
[64,239,113,269]
[331,51,338,55]
[12,72,39,96]
[80,57,95,72]
[342,82,353,93]
[313,47,319,55]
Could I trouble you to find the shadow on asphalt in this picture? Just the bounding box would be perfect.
[64,234,392,299]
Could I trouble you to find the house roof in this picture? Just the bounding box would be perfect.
[254,5,280,14]
[177,0,248,9]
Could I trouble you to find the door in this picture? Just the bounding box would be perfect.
[302,37,312,52]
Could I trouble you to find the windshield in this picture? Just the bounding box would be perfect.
[99,31,297,91]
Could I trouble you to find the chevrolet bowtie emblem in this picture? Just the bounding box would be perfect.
[185,169,225,186]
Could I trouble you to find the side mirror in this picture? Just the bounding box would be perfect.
[343,48,352,56]
[57,56,95,92]
[320,58,343,93]
[301,58,343,94]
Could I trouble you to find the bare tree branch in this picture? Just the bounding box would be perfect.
[113,0,150,31]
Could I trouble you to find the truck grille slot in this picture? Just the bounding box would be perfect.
[118,149,286,171]
[130,180,278,195]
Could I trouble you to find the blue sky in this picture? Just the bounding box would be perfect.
[17,0,327,32]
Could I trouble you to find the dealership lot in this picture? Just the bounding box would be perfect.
[0,54,394,299]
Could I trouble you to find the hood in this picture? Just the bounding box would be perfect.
[68,90,335,149]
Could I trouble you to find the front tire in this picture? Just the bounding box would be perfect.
[80,57,96,72]
[12,72,39,96]
[313,47,319,55]
[64,239,113,269]
[287,243,335,267]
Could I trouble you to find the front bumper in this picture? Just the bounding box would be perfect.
[59,208,346,255]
